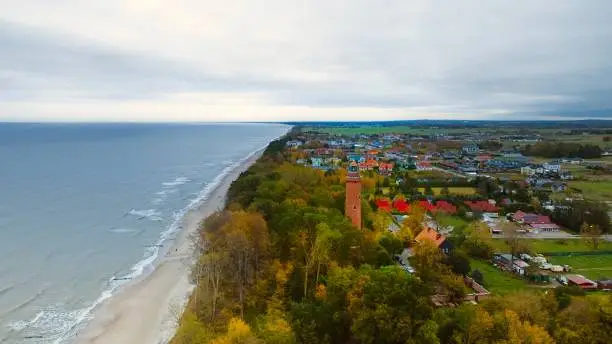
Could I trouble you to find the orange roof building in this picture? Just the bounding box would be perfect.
[414,228,454,254]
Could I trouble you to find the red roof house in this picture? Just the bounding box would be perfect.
[415,228,454,254]
[376,198,392,212]
[433,200,457,214]
[464,200,499,213]
[567,275,598,290]
[512,211,552,225]
[378,162,394,175]
[392,198,410,213]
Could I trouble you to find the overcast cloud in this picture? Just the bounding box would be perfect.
[0,0,611,122]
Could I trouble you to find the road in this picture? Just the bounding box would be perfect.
[492,233,612,241]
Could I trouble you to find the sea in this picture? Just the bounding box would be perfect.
[0,123,289,343]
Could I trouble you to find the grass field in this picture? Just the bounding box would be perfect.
[305,126,479,136]
[470,259,528,294]
[408,170,459,179]
[417,187,476,196]
[435,214,470,231]
[491,239,612,254]
[568,181,612,201]
[546,255,612,280]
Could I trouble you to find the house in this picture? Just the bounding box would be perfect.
[560,172,573,180]
[327,157,342,167]
[464,200,499,213]
[521,165,538,176]
[561,157,583,165]
[392,198,410,213]
[495,254,530,275]
[567,275,598,290]
[416,161,433,171]
[512,211,552,225]
[464,277,491,302]
[462,144,479,155]
[459,165,478,174]
[415,228,454,254]
[433,200,457,214]
[378,162,394,175]
[311,157,323,167]
[475,154,492,168]
[530,223,561,232]
[597,279,612,290]
[375,198,392,212]
[397,158,417,170]
[550,182,567,193]
[359,159,379,171]
[286,140,304,148]
[347,153,364,162]
[543,162,561,173]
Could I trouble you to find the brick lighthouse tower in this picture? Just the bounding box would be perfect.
[345,161,362,229]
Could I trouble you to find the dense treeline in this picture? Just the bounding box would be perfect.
[552,201,611,234]
[172,134,612,344]
[522,142,602,159]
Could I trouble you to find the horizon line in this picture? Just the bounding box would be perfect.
[3,118,612,124]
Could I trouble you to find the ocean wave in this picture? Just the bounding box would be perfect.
[0,284,14,298]
[126,209,162,221]
[16,142,274,344]
[162,177,190,187]
[108,228,137,234]
[1,286,47,318]
[5,289,114,344]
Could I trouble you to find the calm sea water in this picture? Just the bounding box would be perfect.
[0,123,289,343]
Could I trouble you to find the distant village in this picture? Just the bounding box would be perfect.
[286,127,612,295]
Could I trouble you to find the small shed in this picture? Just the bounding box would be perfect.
[597,279,612,290]
[567,275,598,290]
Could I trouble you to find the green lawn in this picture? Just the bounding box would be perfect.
[491,239,612,254]
[417,187,476,196]
[470,259,528,294]
[568,181,612,201]
[436,214,469,231]
[408,170,458,179]
[305,126,477,136]
[546,255,612,280]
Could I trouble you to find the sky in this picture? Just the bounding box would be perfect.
[1,0,611,122]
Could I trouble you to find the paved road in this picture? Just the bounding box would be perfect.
[431,166,471,178]
[493,233,612,241]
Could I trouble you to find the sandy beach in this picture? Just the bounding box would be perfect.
[74,150,263,344]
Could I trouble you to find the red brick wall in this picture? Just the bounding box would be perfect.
[345,179,361,229]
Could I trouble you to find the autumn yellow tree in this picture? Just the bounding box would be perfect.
[211,317,261,344]
[580,223,603,250]
[498,309,554,344]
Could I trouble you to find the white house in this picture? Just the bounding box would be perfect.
[543,163,561,173]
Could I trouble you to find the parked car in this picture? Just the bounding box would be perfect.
[557,276,568,285]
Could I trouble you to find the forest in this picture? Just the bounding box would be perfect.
[522,142,602,159]
[172,134,612,344]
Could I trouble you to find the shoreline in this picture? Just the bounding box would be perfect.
[73,149,265,344]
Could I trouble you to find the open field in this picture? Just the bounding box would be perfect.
[435,214,470,230]
[568,181,612,201]
[491,239,612,254]
[417,186,476,196]
[549,134,612,148]
[305,126,507,136]
[408,169,462,179]
[490,172,524,181]
[470,259,528,294]
[546,255,612,280]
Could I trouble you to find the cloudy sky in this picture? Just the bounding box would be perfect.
[1,0,611,122]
